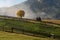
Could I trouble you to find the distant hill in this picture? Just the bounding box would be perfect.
[0,0,60,20]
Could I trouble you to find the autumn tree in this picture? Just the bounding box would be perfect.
[17,10,25,19]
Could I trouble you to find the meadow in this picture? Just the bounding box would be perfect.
[0,16,60,40]
[43,20,60,24]
[0,31,51,40]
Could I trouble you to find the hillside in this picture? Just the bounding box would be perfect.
[0,31,51,40]
[0,0,60,19]
[0,16,60,40]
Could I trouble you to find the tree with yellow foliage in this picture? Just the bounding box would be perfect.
[17,10,25,19]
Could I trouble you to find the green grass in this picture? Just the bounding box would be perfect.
[0,31,51,40]
[0,18,60,39]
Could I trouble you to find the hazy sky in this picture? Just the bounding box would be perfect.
[0,0,26,7]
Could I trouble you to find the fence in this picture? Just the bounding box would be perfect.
[0,18,60,39]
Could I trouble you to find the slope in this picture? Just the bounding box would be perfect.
[0,16,60,39]
[0,31,51,40]
[0,0,60,19]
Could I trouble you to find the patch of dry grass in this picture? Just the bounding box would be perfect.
[43,20,60,24]
[0,31,51,40]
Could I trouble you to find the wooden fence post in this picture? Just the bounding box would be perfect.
[11,27,14,33]
[50,33,55,40]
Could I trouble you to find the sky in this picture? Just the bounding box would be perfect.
[0,0,27,7]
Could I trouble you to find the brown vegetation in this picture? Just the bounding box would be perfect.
[43,20,60,24]
[17,10,25,18]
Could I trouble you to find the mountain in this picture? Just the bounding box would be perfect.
[5,1,37,19]
[0,0,60,20]
[26,0,60,19]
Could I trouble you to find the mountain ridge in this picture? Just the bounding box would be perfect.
[0,0,60,20]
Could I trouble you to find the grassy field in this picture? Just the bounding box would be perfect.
[0,17,60,39]
[43,20,60,24]
[0,31,51,40]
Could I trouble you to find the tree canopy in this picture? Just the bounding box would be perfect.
[17,10,25,18]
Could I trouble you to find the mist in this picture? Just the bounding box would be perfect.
[0,0,60,19]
